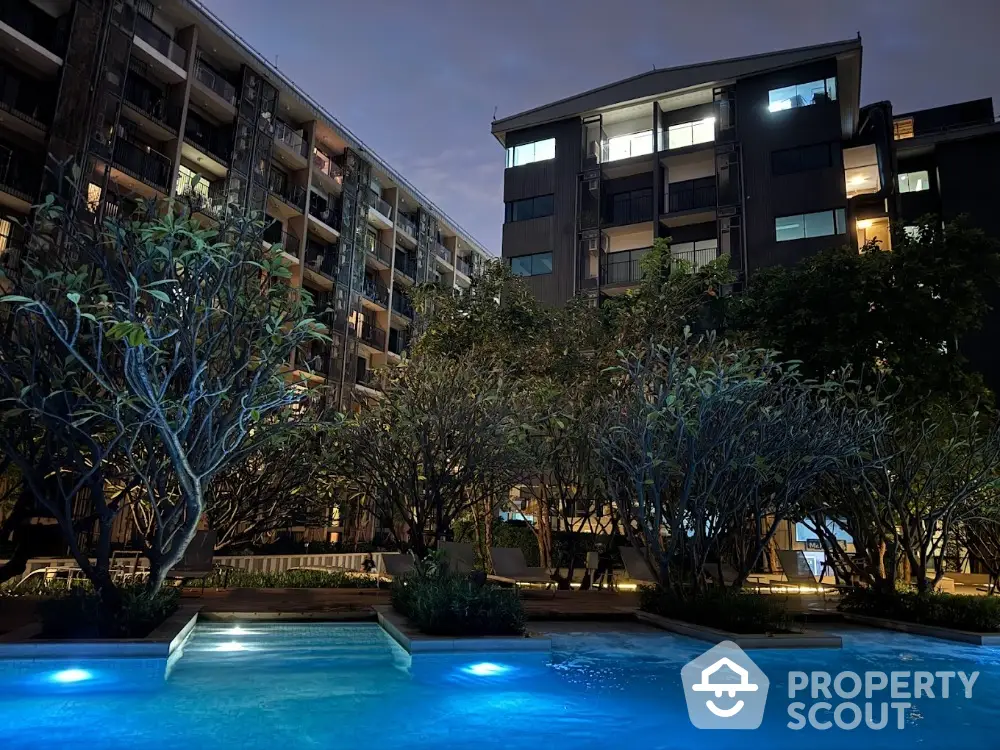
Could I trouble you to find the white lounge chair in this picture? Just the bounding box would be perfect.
[380,552,416,579]
[774,549,855,596]
[488,547,553,589]
[619,546,658,586]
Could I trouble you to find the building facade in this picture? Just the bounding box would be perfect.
[0,0,490,414]
[492,38,1000,315]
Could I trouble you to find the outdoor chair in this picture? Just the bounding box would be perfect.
[618,546,658,587]
[379,552,416,581]
[439,541,476,574]
[488,547,554,591]
[166,530,219,592]
[773,549,855,597]
[110,550,147,584]
[701,562,766,592]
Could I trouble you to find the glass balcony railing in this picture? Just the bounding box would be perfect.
[455,256,473,277]
[388,327,410,356]
[366,237,393,266]
[123,73,180,131]
[361,277,390,308]
[134,15,187,69]
[184,115,231,164]
[0,0,67,57]
[312,150,342,184]
[268,172,305,211]
[304,240,337,279]
[367,189,392,219]
[112,139,171,191]
[274,120,307,158]
[194,60,237,106]
[359,322,386,350]
[395,213,417,238]
[308,197,338,228]
[432,242,452,263]
[394,251,416,280]
[601,130,654,163]
[391,292,414,320]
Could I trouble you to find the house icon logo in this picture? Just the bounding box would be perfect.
[681,641,769,729]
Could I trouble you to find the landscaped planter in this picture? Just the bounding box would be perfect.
[0,604,200,690]
[635,610,842,649]
[374,605,551,654]
[842,613,1000,646]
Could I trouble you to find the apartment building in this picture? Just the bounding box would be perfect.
[492,36,1000,316]
[0,0,490,413]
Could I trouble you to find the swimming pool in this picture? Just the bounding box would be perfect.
[0,622,997,749]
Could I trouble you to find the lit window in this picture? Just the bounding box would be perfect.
[768,77,837,112]
[898,170,930,193]
[505,138,556,168]
[666,118,715,150]
[604,130,653,162]
[775,208,847,242]
[176,164,209,200]
[510,251,552,277]
[893,118,914,140]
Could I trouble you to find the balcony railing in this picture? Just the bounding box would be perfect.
[312,150,342,184]
[394,251,416,280]
[395,213,417,238]
[194,59,237,106]
[274,120,307,158]
[391,292,414,320]
[432,242,452,263]
[367,189,392,219]
[455,256,473,277]
[601,130,654,163]
[304,241,337,279]
[388,328,410,356]
[268,172,306,211]
[123,74,179,131]
[356,367,380,389]
[134,15,187,69]
[308,197,338,228]
[672,244,719,272]
[112,139,171,191]
[184,115,231,164]
[361,277,390,308]
[0,0,66,57]
[366,238,392,266]
[300,343,331,376]
[607,190,653,226]
[601,247,651,286]
[359,322,386,350]
[667,182,717,213]
[0,217,25,273]
[0,66,52,129]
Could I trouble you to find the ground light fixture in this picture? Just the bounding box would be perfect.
[50,668,92,684]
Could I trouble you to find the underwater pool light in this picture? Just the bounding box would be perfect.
[215,641,247,652]
[50,668,92,684]
[462,662,509,677]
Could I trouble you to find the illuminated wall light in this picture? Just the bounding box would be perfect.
[461,662,509,677]
[51,668,92,684]
[856,219,874,229]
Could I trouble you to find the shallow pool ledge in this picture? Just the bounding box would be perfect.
[374,605,552,654]
[635,610,843,649]
[843,614,1000,646]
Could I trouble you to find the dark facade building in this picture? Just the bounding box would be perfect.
[491,38,1000,313]
[0,0,489,411]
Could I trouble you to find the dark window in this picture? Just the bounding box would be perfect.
[771,143,836,176]
[504,194,555,223]
[510,251,553,277]
[608,188,652,225]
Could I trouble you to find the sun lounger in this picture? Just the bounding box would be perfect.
[619,546,659,586]
[774,549,855,596]
[380,552,416,579]
[439,541,476,574]
[166,530,219,591]
[488,547,553,589]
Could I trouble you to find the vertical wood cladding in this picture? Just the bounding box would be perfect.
[501,119,582,306]
[736,60,847,272]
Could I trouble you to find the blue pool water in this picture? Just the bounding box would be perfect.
[0,622,998,749]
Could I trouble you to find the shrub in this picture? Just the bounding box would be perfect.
[839,589,1000,632]
[37,584,180,639]
[390,563,525,637]
[639,585,791,634]
[189,568,379,589]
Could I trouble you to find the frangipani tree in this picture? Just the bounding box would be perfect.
[1,195,326,593]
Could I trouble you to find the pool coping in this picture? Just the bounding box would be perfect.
[374,606,552,654]
[0,604,201,659]
[842,614,1000,645]
[635,610,843,649]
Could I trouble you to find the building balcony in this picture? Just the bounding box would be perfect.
[262,224,300,259]
[361,277,390,308]
[123,74,180,134]
[368,189,392,219]
[184,114,231,165]
[355,366,381,390]
[274,119,308,161]
[131,13,187,81]
[432,241,452,265]
[304,240,337,281]
[601,247,651,286]
[112,138,172,192]
[366,237,392,267]
[0,215,25,273]
[606,189,653,227]
[268,172,306,212]
[0,65,52,137]
[391,292,414,320]
[308,196,339,229]
[312,149,342,191]
[395,213,417,239]
[666,182,717,213]
[178,177,230,220]
[601,130,654,163]
[193,59,237,108]
[394,250,416,281]
[455,256,473,277]
[359,321,386,351]
[0,0,66,73]
[388,327,410,356]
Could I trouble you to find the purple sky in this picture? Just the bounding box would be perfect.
[202,0,1000,255]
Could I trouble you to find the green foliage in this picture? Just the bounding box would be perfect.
[839,589,1000,632]
[190,568,379,589]
[735,218,1000,407]
[36,584,180,639]
[390,557,525,636]
[639,585,791,634]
